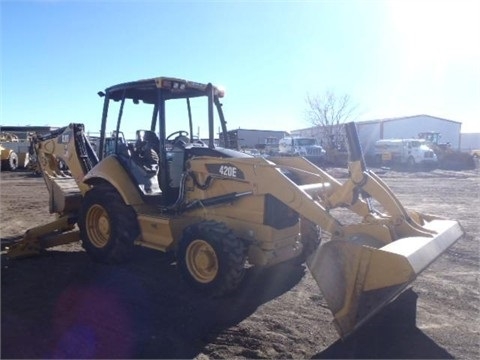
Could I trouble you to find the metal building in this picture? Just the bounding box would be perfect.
[291,115,463,157]
[356,115,462,156]
[220,128,288,149]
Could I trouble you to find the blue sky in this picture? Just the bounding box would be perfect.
[2,0,479,138]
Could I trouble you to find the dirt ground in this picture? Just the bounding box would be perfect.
[1,167,479,359]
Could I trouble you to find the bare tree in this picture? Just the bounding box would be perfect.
[305,90,358,150]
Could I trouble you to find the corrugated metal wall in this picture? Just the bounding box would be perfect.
[357,115,462,155]
[235,129,287,148]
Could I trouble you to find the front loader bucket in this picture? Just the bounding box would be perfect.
[307,219,464,338]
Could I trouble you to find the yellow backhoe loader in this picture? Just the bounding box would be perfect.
[0,144,19,171]
[418,131,475,170]
[0,132,31,169]
[5,76,464,338]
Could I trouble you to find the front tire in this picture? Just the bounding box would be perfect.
[176,221,246,296]
[78,186,139,263]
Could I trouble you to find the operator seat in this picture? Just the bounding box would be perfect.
[128,130,161,195]
[137,130,160,153]
[134,130,160,173]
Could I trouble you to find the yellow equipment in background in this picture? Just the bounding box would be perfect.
[5,77,464,338]
[0,132,31,170]
[418,131,475,170]
[0,143,18,171]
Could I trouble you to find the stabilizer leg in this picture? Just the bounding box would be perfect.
[5,215,80,259]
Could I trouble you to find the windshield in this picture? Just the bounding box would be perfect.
[99,80,228,157]
[294,138,317,146]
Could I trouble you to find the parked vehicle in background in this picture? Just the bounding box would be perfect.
[278,136,326,165]
[418,131,475,170]
[0,144,18,171]
[374,138,437,169]
[0,132,31,170]
[264,136,279,156]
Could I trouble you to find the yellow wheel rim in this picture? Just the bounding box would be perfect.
[86,204,111,248]
[186,239,219,283]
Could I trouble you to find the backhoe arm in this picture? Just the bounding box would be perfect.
[5,124,97,259]
[33,123,98,213]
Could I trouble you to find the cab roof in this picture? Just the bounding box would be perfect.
[102,76,224,104]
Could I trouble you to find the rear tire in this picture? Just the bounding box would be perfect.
[78,186,139,263]
[176,220,246,296]
[2,151,18,171]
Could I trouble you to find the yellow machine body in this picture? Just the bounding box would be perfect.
[4,78,464,339]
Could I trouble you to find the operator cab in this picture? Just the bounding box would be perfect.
[97,77,250,205]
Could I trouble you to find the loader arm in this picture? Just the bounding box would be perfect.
[187,122,464,338]
[271,123,463,337]
[289,123,464,337]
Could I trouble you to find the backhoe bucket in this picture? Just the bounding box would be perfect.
[307,219,464,338]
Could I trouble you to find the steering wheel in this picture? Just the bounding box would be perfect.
[166,130,189,142]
